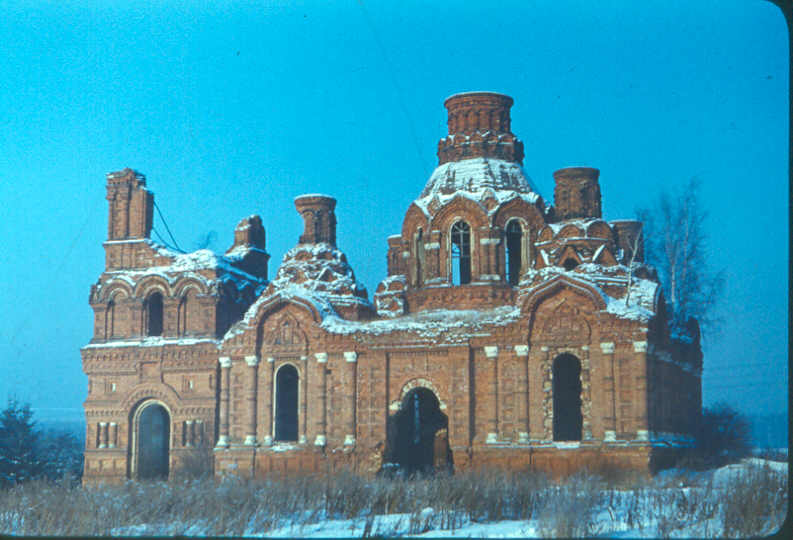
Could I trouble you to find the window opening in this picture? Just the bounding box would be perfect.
[563,258,578,271]
[146,292,164,337]
[415,228,424,286]
[450,221,471,285]
[505,221,523,286]
[274,364,299,441]
[552,354,583,441]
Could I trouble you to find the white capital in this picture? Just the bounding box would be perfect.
[314,434,326,446]
[266,356,275,363]
[315,352,328,363]
[484,346,499,358]
[344,351,358,363]
[245,354,260,366]
[633,341,648,353]
[219,356,232,368]
[600,342,615,354]
[514,345,529,357]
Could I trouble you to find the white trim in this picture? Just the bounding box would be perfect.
[484,346,499,358]
[244,435,257,446]
[344,434,356,446]
[479,274,501,280]
[636,430,649,441]
[517,432,529,443]
[604,430,616,442]
[315,352,328,363]
[514,345,529,356]
[344,351,358,363]
[600,342,615,354]
[424,242,440,250]
[479,238,500,245]
[486,432,498,444]
[216,435,229,447]
[266,356,275,363]
[314,434,326,446]
[219,356,232,368]
[633,341,648,353]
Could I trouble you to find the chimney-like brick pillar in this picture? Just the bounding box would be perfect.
[553,167,602,221]
[437,92,524,165]
[294,194,337,246]
[105,168,153,240]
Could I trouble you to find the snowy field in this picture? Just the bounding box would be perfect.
[0,457,787,538]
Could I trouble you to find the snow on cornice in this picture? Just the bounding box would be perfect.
[414,157,541,216]
[143,240,266,285]
[321,305,521,339]
[83,336,221,349]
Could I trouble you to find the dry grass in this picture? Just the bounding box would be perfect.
[0,462,786,537]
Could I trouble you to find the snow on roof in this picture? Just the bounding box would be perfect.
[546,218,600,234]
[145,241,264,283]
[224,242,373,340]
[321,305,521,340]
[522,264,658,322]
[414,157,541,216]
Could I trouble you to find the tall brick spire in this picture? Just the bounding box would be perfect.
[437,92,524,165]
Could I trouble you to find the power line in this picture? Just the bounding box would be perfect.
[153,200,185,253]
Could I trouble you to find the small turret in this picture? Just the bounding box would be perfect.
[294,194,337,246]
[553,167,602,221]
[437,92,524,165]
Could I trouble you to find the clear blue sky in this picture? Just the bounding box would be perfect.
[0,0,787,421]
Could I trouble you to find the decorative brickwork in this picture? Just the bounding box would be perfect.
[82,92,701,484]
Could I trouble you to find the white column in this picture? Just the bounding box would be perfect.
[217,356,232,447]
[514,345,530,443]
[344,351,357,445]
[314,352,328,446]
[484,346,499,444]
[244,355,260,446]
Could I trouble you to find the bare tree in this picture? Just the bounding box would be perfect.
[636,177,725,340]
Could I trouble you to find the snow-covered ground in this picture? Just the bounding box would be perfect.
[100,458,787,538]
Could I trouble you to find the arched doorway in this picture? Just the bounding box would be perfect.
[134,401,170,479]
[552,354,583,441]
[274,364,299,441]
[386,387,451,475]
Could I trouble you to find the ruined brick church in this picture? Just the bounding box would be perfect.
[82,92,702,484]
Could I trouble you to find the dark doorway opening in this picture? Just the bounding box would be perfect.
[137,403,170,479]
[275,364,299,441]
[552,354,583,441]
[386,387,452,475]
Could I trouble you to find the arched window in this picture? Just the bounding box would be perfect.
[415,228,424,286]
[145,292,164,337]
[552,354,583,441]
[450,221,471,285]
[505,220,523,286]
[274,364,299,441]
[105,299,115,340]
